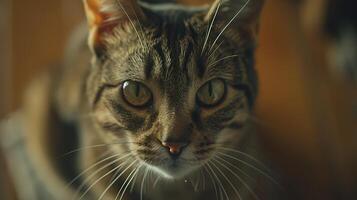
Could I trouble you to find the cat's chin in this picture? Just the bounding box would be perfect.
[145,161,196,180]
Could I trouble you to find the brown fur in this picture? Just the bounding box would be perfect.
[21,1,280,200]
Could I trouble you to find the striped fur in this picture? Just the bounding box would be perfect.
[53,0,270,199]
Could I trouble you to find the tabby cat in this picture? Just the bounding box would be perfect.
[1,0,281,199]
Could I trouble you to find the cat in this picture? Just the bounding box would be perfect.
[1,0,282,199]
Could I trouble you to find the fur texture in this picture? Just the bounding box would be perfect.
[19,1,282,200]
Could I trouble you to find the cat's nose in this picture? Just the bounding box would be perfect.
[161,142,189,157]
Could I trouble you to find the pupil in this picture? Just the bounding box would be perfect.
[208,82,213,97]
[135,84,140,97]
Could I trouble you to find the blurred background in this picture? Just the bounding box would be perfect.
[0,0,356,199]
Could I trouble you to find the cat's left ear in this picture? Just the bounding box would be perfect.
[205,0,265,41]
[83,0,146,57]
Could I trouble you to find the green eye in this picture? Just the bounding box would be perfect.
[197,79,226,107]
[122,81,152,107]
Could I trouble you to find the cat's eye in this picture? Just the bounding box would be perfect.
[122,81,152,108]
[196,79,226,107]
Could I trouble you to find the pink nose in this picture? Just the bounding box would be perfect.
[161,142,188,155]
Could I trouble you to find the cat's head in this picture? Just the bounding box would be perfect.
[83,0,264,179]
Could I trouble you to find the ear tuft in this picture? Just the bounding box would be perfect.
[83,0,146,56]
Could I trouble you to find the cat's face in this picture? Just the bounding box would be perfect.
[84,0,263,179]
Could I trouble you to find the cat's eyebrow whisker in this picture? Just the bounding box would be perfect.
[209,0,251,52]
[130,3,146,46]
[207,41,224,60]
[202,0,222,55]
[207,54,240,69]
[210,159,242,200]
[115,1,145,49]
[217,151,281,187]
[213,156,260,200]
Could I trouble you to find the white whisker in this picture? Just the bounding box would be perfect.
[72,153,131,200]
[209,0,251,52]
[202,0,222,55]
[115,1,145,49]
[211,159,242,200]
[217,147,271,172]
[202,164,219,200]
[67,153,118,188]
[97,158,138,200]
[153,174,161,188]
[140,167,150,200]
[207,162,229,200]
[217,152,281,187]
[62,142,134,157]
[214,157,260,200]
[207,54,240,69]
[130,164,141,193]
[208,41,224,59]
[215,155,255,182]
[117,163,142,200]
[78,156,135,200]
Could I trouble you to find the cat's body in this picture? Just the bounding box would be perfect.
[1,0,282,199]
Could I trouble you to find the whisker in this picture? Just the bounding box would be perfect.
[130,164,141,193]
[217,152,281,187]
[201,169,206,191]
[194,170,201,192]
[215,155,255,182]
[214,157,260,200]
[77,155,134,200]
[130,2,146,45]
[62,142,135,157]
[72,153,131,199]
[97,157,138,200]
[115,1,145,49]
[130,165,141,193]
[207,54,240,69]
[210,159,242,200]
[140,166,150,200]
[206,162,229,200]
[209,0,251,52]
[217,147,271,172]
[202,0,222,55]
[207,41,223,59]
[202,164,219,200]
[112,162,136,200]
[153,175,161,188]
[116,163,142,200]
[66,152,119,188]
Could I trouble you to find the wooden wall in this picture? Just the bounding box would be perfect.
[1,0,356,199]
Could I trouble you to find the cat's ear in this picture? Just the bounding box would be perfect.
[83,0,146,56]
[205,0,265,40]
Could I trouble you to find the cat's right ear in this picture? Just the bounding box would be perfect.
[83,0,146,57]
